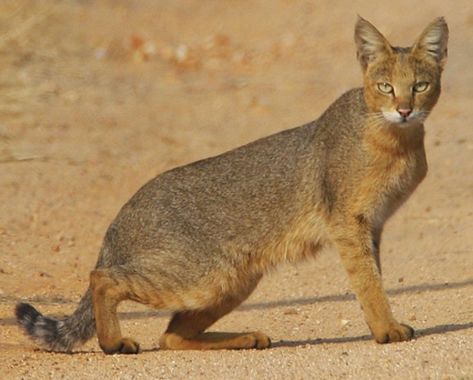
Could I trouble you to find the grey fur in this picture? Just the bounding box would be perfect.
[16,289,95,352]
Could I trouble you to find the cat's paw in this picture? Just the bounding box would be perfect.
[373,323,414,343]
[101,337,140,354]
[250,331,271,349]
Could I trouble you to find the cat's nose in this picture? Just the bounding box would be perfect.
[397,108,412,118]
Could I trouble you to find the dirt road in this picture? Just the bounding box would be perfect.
[1,1,472,378]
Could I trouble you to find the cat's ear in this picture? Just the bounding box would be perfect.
[412,17,448,68]
[355,16,392,71]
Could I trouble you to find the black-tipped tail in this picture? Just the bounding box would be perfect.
[15,302,59,343]
[15,289,96,353]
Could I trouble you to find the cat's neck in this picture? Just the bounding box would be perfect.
[364,118,425,156]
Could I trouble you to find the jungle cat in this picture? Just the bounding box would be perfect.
[16,16,448,354]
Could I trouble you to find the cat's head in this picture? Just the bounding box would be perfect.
[355,17,448,127]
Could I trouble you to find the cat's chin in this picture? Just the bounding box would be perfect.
[387,120,422,129]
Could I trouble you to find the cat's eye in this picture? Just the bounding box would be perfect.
[377,82,394,94]
[413,82,429,93]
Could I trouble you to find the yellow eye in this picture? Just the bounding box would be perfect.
[413,82,429,93]
[377,82,394,94]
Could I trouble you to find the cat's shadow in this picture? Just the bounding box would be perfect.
[272,321,473,348]
[13,321,471,355]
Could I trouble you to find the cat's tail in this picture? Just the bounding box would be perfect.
[15,288,95,353]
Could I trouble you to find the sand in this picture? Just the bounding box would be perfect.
[1,1,472,379]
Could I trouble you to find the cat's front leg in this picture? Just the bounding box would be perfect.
[331,218,414,343]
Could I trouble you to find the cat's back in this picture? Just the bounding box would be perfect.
[107,120,319,255]
[132,87,367,211]
[115,87,368,227]
[109,87,370,246]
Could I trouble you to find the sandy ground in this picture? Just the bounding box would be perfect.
[0,1,472,379]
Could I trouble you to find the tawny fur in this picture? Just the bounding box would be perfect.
[16,16,448,354]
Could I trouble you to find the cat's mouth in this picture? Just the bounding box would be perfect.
[399,115,410,124]
[381,110,421,126]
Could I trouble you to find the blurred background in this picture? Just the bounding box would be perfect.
[1,3,472,377]
[0,0,471,306]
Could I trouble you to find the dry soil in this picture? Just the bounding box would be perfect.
[0,1,472,379]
